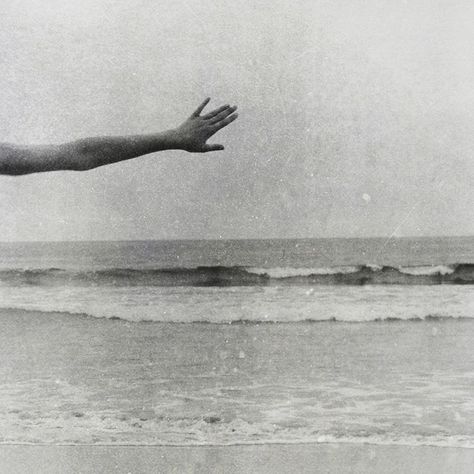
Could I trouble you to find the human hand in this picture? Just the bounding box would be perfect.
[172,98,238,152]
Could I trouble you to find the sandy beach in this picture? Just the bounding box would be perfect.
[1,443,473,473]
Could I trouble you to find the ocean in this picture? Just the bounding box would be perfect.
[0,237,473,447]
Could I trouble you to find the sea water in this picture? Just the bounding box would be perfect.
[0,237,473,446]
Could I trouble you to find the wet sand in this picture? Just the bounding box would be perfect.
[0,443,473,473]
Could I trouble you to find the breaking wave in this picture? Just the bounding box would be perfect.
[0,263,473,287]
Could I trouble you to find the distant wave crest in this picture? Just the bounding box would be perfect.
[0,263,473,287]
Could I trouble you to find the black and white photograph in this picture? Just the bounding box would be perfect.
[0,1,473,472]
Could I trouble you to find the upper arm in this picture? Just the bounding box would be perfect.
[0,143,29,175]
[0,143,68,175]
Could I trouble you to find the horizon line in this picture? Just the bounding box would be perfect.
[0,234,473,244]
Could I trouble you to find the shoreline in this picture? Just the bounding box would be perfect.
[1,443,473,473]
[1,439,473,449]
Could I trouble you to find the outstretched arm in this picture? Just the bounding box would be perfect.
[0,98,238,175]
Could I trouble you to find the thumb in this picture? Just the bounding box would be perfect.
[203,143,225,152]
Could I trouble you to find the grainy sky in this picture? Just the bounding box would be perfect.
[0,0,473,241]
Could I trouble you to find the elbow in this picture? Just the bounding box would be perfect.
[69,160,93,172]
[68,140,101,171]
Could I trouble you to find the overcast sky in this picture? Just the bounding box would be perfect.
[0,0,473,241]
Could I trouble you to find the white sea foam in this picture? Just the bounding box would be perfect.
[246,266,361,278]
[1,379,473,447]
[1,285,473,323]
[399,265,455,276]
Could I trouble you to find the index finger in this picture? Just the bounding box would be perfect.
[191,97,211,117]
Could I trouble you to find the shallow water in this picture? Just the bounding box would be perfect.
[1,309,473,447]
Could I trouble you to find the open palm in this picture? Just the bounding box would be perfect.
[173,98,238,153]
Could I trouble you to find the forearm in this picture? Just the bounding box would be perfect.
[60,130,181,171]
[0,130,180,175]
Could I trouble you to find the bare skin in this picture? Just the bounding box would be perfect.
[0,98,238,175]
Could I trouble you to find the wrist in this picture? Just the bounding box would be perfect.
[162,129,185,150]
